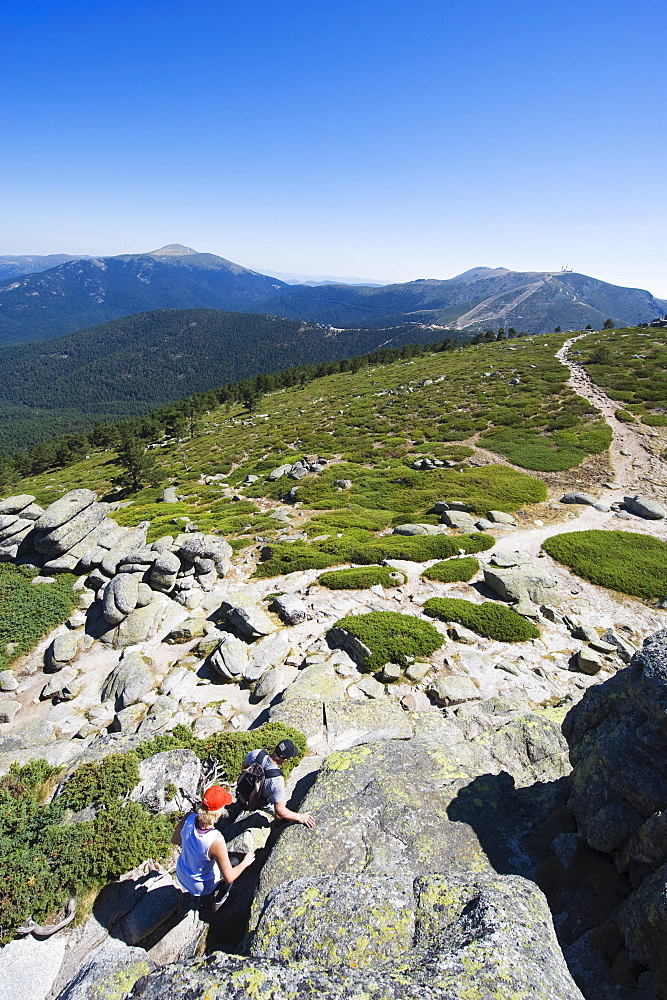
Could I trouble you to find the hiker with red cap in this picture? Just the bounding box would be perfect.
[172,785,256,908]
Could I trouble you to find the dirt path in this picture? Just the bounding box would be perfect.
[488,335,667,561]
[556,335,667,500]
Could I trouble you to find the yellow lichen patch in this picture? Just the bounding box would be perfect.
[324,746,373,771]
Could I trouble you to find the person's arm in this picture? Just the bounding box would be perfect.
[171,814,188,846]
[274,801,316,828]
[208,835,256,883]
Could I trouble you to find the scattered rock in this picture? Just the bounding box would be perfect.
[102,650,155,708]
[209,633,250,681]
[0,700,21,723]
[165,617,207,644]
[560,492,598,506]
[486,510,517,524]
[46,633,81,671]
[428,673,480,705]
[0,669,19,692]
[576,647,603,675]
[271,594,309,625]
[623,495,667,520]
[226,603,278,639]
[130,749,200,813]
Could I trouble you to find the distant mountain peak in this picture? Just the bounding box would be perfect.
[146,244,199,256]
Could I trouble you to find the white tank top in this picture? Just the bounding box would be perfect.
[175,813,222,896]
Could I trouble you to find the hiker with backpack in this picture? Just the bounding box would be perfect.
[236,739,316,828]
[172,785,256,910]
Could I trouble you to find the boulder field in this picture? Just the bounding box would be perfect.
[2,487,667,999]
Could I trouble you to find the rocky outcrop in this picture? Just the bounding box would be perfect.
[251,710,571,924]
[565,630,667,997]
[0,491,234,621]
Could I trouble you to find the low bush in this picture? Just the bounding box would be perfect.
[255,531,494,578]
[615,409,635,423]
[135,721,307,783]
[319,531,494,565]
[0,565,79,671]
[330,611,444,671]
[0,762,173,943]
[422,557,480,583]
[58,753,141,811]
[317,566,406,590]
[542,530,667,600]
[643,414,667,427]
[423,597,540,641]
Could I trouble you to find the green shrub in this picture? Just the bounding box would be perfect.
[330,611,444,671]
[643,414,667,427]
[255,531,494,578]
[422,557,480,583]
[319,531,494,565]
[423,597,539,641]
[0,566,79,671]
[59,753,141,811]
[615,409,635,423]
[317,566,406,590]
[542,530,667,600]
[136,721,307,782]
[0,762,173,943]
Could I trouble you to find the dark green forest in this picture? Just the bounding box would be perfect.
[0,308,466,452]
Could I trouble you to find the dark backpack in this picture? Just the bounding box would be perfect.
[236,750,282,810]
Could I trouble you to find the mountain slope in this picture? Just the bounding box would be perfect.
[0,308,455,451]
[0,246,289,345]
[263,267,665,332]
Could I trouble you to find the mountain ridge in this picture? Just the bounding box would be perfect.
[0,245,664,346]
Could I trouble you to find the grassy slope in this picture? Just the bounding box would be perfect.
[3,332,620,581]
[576,327,667,427]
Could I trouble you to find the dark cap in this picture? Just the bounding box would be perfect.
[274,738,299,760]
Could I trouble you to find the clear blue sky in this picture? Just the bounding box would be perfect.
[2,0,665,294]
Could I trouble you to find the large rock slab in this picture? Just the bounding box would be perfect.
[252,710,571,925]
[34,502,108,558]
[54,935,155,1000]
[564,630,667,995]
[0,494,36,516]
[324,698,413,749]
[34,489,97,532]
[280,661,345,703]
[128,870,583,1000]
[0,932,67,1000]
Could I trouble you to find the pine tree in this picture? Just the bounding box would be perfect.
[115,431,162,491]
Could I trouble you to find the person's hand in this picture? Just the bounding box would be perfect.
[299,813,316,829]
[244,851,256,868]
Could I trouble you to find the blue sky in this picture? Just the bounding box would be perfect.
[2,0,665,294]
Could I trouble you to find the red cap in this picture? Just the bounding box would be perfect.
[202,785,233,810]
